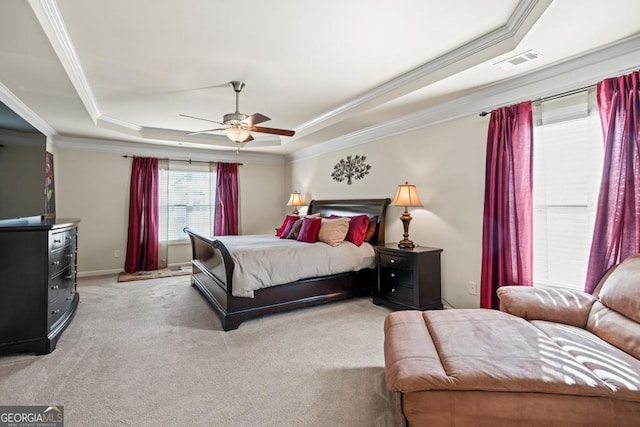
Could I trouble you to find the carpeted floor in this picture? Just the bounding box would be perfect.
[0,274,405,426]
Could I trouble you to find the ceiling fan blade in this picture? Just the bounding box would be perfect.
[187,128,226,136]
[242,134,255,143]
[243,113,270,127]
[250,126,295,137]
[179,114,225,125]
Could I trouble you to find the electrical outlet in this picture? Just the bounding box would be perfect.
[114,249,121,258]
[468,281,477,295]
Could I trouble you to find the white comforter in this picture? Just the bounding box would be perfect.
[215,235,376,297]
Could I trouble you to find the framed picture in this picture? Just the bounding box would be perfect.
[45,151,56,219]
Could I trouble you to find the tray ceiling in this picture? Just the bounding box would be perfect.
[1,0,639,157]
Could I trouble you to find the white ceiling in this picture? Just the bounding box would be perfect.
[1,0,639,158]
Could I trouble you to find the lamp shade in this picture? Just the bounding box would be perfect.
[391,182,423,207]
[286,192,305,207]
[225,126,251,143]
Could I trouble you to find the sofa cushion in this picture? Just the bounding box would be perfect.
[498,285,596,328]
[385,309,614,398]
[587,301,640,360]
[596,254,640,323]
[532,319,640,401]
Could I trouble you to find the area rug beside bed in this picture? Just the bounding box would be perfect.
[116,264,192,282]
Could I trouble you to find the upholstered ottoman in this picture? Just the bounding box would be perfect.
[384,308,640,426]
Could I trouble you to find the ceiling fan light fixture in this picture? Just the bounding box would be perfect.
[225,126,251,143]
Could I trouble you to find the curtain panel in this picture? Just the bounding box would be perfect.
[585,70,640,293]
[480,101,534,309]
[213,162,239,236]
[124,157,159,273]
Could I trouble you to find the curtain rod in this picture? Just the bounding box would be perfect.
[122,155,242,166]
[478,84,597,117]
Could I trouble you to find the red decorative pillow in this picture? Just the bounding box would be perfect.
[276,215,299,237]
[364,216,378,242]
[345,214,370,247]
[297,217,322,243]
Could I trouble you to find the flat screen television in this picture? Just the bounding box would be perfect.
[0,100,47,222]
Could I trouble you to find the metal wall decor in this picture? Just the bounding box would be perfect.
[331,155,371,185]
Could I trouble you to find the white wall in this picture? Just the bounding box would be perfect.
[287,113,487,308]
[55,148,285,275]
[52,112,485,306]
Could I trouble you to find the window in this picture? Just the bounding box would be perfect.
[159,161,216,243]
[533,91,603,290]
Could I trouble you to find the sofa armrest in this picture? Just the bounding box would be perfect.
[497,285,597,329]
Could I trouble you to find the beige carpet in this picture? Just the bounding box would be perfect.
[116,265,192,282]
[0,274,405,426]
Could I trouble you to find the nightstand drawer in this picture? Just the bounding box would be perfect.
[380,266,412,285]
[379,252,412,270]
[382,283,413,304]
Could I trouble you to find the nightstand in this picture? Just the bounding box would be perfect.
[374,244,443,310]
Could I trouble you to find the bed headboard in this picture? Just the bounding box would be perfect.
[307,198,391,246]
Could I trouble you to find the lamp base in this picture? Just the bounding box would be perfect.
[397,239,415,249]
[398,210,415,249]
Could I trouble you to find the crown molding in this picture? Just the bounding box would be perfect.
[28,0,101,121]
[0,81,57,137]
[28,0,551,150]
[287,34,640,163]
[53,135,285,165]
[28,0,283,150]
[292,0,551,138]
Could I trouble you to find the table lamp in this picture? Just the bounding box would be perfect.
[391,182,423,248]
[287,192,305,215]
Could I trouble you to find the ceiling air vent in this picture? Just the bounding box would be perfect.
[494,50,542,69]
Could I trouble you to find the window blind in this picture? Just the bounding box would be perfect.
[532,90,603,290]
[159,161,216,243]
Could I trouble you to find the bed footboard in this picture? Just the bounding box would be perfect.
[183,227,233,294]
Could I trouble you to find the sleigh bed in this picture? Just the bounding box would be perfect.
[184,198,390,330]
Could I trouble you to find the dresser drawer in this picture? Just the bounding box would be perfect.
[48,297,70,330]
[379,252,412,269]
[50,229,75,251]
[49,245,74,276]
[48,268,74,300]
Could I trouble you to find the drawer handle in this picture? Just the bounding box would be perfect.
[52,260,60,266]
[65,236,71,241]
[65,274,73,279]
[390,273,395,278]
[51,285,59,290]
[390,259,396,264]
[66,296,74,301]
[51,309,60,315]
[66,253,74,258]
[53,239,61,244]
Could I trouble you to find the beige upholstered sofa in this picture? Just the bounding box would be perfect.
[384,254,640,426]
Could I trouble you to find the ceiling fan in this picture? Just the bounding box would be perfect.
[180,81,295,143]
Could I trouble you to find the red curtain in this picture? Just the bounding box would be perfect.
[214,162,239,236]
[124,157,159,273]
[480,101,534,309]
[585,70,640,293]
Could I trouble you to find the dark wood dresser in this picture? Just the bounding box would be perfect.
[374,244,443,310]
[0,218,80,355]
